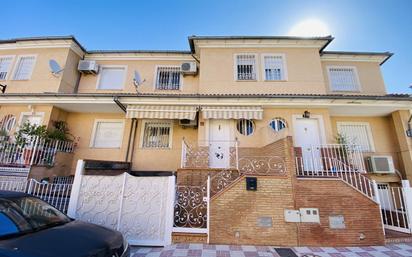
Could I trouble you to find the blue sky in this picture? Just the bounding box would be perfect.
[2,0,411,93]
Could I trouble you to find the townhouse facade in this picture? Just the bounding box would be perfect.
[1,35,412,246]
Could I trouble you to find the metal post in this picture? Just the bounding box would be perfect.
[401,180,412,233]
[29,136,39,166]
[235,139,239,170]
[206,175,211,244]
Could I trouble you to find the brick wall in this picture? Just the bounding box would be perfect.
[295,178,385,246]
[209,176,298,246]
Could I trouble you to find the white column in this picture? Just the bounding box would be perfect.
[67,159,85,218]
[164,175,176,246]
[372,180,386,235]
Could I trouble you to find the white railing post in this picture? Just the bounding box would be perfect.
[401,180,412,233]
[67,159,85,218]
[235,139,239,170]
[180,138,186,168]
[372,180,386,235]
[29,136,39,166]
[206,175,210,244]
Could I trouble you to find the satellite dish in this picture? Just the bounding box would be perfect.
[133,70,146,86]
[49,59,63,74]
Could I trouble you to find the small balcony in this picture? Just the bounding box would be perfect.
[0,136,75,171]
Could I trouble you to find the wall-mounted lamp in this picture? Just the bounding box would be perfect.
[0,84,6,94]
[302,110,311,119]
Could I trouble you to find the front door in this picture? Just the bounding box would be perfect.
[209,120,231,168]
[294,118,323,171]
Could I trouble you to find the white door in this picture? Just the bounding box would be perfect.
[294,118,323,171]
[209,120,231,168]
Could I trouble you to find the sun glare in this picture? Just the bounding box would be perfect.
[288,19,330,37]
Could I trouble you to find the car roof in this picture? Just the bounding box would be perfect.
[0,190,30,198]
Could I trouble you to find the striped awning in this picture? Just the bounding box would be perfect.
[126,105,198,120]
[201,106,263,120]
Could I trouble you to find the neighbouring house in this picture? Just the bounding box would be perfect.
[1,35,412,246]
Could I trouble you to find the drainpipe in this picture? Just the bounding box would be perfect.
[112,97,138,164]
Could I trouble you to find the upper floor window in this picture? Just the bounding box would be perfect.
[13,56,36,80]
[97,66,126,90]
[327,66,360,91]
[0,56,14,80]
[235,54,257,81]
[155,66,181,90]
[90,120,124,148]
[263,55,286,81]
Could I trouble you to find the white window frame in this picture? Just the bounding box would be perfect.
[327,65,361,92]
[261,54,288,81]
[0,55,16,81]
[139,120,173,149]
[233,53,259,81]
[12,55,37,81]
[336,121,375,152]
[18,112,45,126]
[153,65,183,90]
[89,119,125,149]
[95,65,127,90]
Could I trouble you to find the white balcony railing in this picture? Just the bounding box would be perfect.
[0,136,75,167]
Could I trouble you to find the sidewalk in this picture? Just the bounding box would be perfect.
[131,243,412,257]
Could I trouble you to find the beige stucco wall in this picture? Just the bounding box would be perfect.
[321,61,386,95]
[77,59,199,94]
[198,47,326,94]
[0,47,79,93]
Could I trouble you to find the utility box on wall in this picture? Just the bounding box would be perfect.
[246,177,257,191]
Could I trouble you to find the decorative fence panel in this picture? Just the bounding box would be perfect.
[68,160,175,246]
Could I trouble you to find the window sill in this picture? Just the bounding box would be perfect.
[96,88,124,91]
[263,80,288,82]
[89,147,122,149]
[235,80,257,82]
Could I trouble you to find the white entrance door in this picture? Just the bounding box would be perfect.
[209,120,231,168]
[294,118,323,171]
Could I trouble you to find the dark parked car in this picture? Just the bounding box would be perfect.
[0,191,130,257]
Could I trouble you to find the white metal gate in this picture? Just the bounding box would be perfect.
[377,183,412,234]
[68,160,175,246]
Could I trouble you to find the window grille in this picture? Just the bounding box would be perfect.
[13,56,36,80]
[0,57,13,80]
[269,118,287,132]
[0,114,16,132]
[142,121,172,148]
[264,55,284,80]
[236,54,256,80]
[337,122,374,152]
[236,119,255,136]
[328,67,359,91]
[155,66,181,90]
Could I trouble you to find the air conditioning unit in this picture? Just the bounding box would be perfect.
[367,156,395,174]
[179,119,197,127]
[180,62,197,75]
[78,60,99,74]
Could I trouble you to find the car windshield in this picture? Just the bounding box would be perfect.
[0,196,71,239]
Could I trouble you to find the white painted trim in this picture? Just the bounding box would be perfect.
[164,175,175,246]
[95,65,128,90]
[11,54,37,81]
[292,114,327,146]
[67,159,85,218]
[260,53,288,81]
[321,54,387,64]
[89,119,125,148]
[193,40,329,50]
[153,65,183,91]
[233,53,259,81]
[0,41,84,57]
[85,55,194,61]
[139,119,174,149]
[0,55,16,81]
[336,121,376,152]
[172,227,208,234]
[326,65,362,92]
[18,111,45,126]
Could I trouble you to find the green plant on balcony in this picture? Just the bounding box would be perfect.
[15,122,48,147]
[48,121,74,142]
